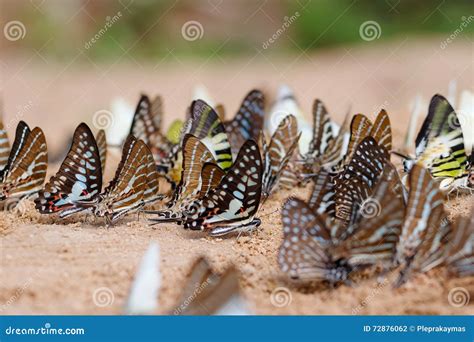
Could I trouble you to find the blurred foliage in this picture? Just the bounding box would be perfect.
[2,0,473,61]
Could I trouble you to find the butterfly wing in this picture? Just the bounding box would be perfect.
[445,212,474,277]
[225,90,265,157]
[174,257,241,315]
[185,139,263,232]
[35,123,102,217]
[96,130,107,175]
[1,127,48,199]
[0,121,31,181]
[307,99,334,159]
[369,109,392,152]
[262,114,300,200]
[0,119,10,170]
[344,114,373,164]
[199,162,225,199]
[334,137,389,226]
[98,137,148,221]
[278,198,338,281]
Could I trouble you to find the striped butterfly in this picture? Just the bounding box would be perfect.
[96,129,107,175]
[129,94,171,160]
[148,134,221,223]
[400,94,470,193]
[225,89,265,158]
[0,121,48,201]
[298,102,351,182]
[93,136,152,223]
[444,211,473,277]
[334,137,389,226]
[261,114,300,201]
[157,100,232,186]
[183,139,263,237]
[0,117,10,170]
[173,257,247,315]
[278,161,404,284]
[394,164,450,287]
[35,123,103,217]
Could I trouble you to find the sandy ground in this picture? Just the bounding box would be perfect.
[1,38,473,315]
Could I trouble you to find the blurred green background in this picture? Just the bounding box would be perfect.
[1,0,473,61]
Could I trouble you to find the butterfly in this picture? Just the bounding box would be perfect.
[444,212,474,278]
[157,100,233,186]
[96,129,107,175]
[93,136,154,223]
[148,133,222,223]
[261,114,300,201]
[394,164,451,287]
[0,121,48,201]
[342,109,392,167]
[35,123,104,217]
[224,89,265,158]
[398,94,470,193]
[278,161,404,284]
[333,136,389,226]
[182,139,263,237]
[297,101,351,183]
[129,94,171,160]
[173,257,247,315]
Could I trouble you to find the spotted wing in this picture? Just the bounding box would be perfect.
[343,114,373,164]
[96,130,107,174]
[334,137,389,226]
[185,139,263,230]
[35,123,102,217]
[225,90,265,157]
[261,114,300,200]
[278,198,335,281]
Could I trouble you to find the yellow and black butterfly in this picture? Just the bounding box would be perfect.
[157,100,233,186]
[398,94,471,193]
[0,120,48,202]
